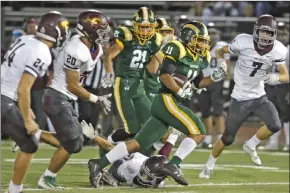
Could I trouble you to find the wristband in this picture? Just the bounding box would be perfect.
[89,93,98,103]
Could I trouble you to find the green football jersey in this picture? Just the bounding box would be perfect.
[160,40,211,100]
[144,68,161,94]
[113,26,163,78]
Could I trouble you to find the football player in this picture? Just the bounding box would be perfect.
[196,23,231,149]
[37,10,112,189]
[102,7,163,144]
[1,11,69,193]
[258,23,289,151]
[88,21,227,187]
[199,14,289,179]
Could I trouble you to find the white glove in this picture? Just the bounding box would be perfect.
[98,93,112,115]
[161,35,172,49]
[176,81,193,99]
[210,59,227,82]
[263,74,279,84]
[101,73,115,88]
[81,120,95,139]
[196,88,207,94]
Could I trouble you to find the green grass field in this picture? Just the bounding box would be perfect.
[1,143,289,193]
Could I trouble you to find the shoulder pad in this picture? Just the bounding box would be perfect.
[273,40,288,61]
[234,33,252,42]
[114,27,133,41]
[65,37,90,62]
[162,40,186,61]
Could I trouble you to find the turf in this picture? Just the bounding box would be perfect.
[1,143,289,193]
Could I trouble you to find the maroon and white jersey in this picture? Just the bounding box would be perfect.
[50,34,103,100]
[1,35,52,101]
[229,34,287,100]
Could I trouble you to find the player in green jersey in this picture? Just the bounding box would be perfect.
[144,17,175,101]
[101,7,163,143]
[88,21,228,187]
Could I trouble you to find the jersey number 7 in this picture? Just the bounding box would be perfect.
[250,61,263,77]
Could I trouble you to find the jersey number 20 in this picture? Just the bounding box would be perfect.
[130,50,147,69]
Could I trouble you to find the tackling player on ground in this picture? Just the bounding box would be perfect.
[87,21,228,188]
[199,14,289,179]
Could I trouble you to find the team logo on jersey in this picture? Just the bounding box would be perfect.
[85,17,101,25]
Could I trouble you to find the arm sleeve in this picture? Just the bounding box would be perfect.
[160,57,177,75]
[24,46,52,77]
[228,35,242,54]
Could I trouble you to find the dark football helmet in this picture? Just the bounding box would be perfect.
[253,14,278,47]
[132,7,157,45]
[36,11,69,48]
[76,10,111,45]
[180,21,210,57]
[23,16,38,35]
[156,18,174,38]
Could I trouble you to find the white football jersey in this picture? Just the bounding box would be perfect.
[229,34,288,100]
[1,35,52,101]
[202,41,231,77]
[49,34,103,100]
[117,152,148,185]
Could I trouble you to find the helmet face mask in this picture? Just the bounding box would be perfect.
[180,22,210,57]
[133,7,156,45]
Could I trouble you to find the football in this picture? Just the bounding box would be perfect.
[172,73,189,88]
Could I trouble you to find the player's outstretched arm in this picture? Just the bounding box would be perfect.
[276,64,289,83]
[147,50,164,74]
[103,43,123,73]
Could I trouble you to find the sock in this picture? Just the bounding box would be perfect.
[44,169,57,177]
[204,135,212,144]
[169,137,197,166]
[153,141,163,151]
[101,142,129,169]
[35,130,42,141]
[167,132,179,145]
[9,180,23,193]
[284,122,289,145]
[268,130,280,146]
[205,154,217,169]
[246,134,261,149]
[158,142,173,157]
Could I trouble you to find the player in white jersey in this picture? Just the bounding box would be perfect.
[1,12,69,193]
[258,25,289,151]
[37,10,112,189]
[199,14,289,179]
[197,23,231,149]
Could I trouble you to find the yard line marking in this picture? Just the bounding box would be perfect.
[10,182,289,191]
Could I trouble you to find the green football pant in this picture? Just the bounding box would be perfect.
[136,93,206,151]
[114,77,152,135]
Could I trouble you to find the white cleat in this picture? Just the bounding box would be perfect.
[11,142,20,153]
[199,165,213,179]
[243,142,262,166]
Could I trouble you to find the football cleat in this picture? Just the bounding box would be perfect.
[163,163,188,186]
[88,159,103,188]
[38,174,63,189]
[199,165,213,179]
[283,145,289,152]
[101,169,118,187]
[243,142,262,166]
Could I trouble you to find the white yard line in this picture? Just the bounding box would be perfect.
[7,182,288,191]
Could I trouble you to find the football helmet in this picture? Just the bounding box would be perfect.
[76,10,111,45]
[156,18,174,38]
[36,11,69,48]
[180,21,210,57]
[23,16,38,35]
[132,7,157,45]
[253,14,278,47]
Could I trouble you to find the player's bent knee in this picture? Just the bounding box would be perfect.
[267,124,282,134]
[20,141,38,153]
[62,135,84,154]
[221,134,234,146]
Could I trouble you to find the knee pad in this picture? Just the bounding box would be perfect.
[267,122,282,134]
[20,141,38,153]
[62,135,84,154]
[221,134,235,146]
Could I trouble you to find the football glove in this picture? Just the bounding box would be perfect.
[98,93,112,115]
[101,73,115,88]
[176,81,193,99]
[81,120,95,139]
[263,73,279,84]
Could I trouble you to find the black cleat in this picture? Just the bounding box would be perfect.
[163,163,188,186]
[88,159,103,188]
